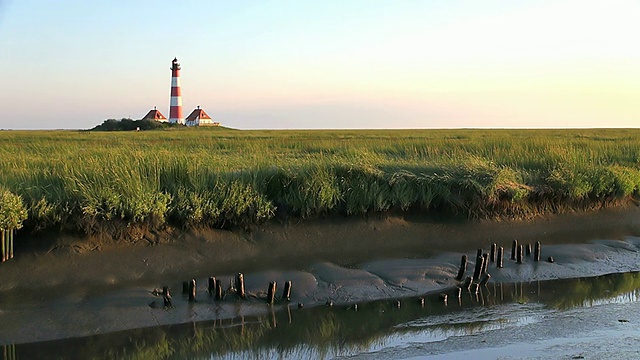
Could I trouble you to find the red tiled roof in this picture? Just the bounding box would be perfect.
[141,109,167,121]
[186,108,212,121]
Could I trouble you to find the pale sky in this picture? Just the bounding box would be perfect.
[1,0,639,129]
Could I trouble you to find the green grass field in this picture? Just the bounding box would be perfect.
[1,128,640,235]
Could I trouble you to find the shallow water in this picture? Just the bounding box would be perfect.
[8,271,640,359]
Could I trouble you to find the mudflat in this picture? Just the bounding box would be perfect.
[1,205,640,344]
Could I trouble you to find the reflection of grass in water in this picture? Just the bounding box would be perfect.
[550,272,640,310]
[104,305,403,360]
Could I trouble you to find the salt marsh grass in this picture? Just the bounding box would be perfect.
[1,128,639,234]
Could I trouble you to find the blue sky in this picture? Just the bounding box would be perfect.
[1,0,639,129]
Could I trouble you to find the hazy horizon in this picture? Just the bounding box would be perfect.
[2,1,639,130]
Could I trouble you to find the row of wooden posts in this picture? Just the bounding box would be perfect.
[1,229,15,263]
[158,273,294,307]
[453,240,547,297]
[156,240,549,310]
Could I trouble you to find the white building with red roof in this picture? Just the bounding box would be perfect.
[185,106,219,127]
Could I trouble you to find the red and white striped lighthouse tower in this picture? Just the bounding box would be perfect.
[168,58,184,124]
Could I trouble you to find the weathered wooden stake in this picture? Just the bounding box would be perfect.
[480,273,492,287]
[1,230,5,262]
[477,248,483,258]
[182,281,189,294]
[439,293,448,305]
[490,243,497,262]
[511,239,518,260]
[525,243,532,256]
[267,281,276,305]
[534,241,541,262]
[163,286,172,307]
[282,280,292,301]
[481,253,489,276]
[215,281,224,300]
[547,256,555,263]
[208,277,216,295]
[462,276,473,291]
[455,254,468,281]
[236,273,246,299]
[188,279,196,301]
[473,254,484,280]
[497,246,504,268]
[517,244,523,264]
[9,230,13,259]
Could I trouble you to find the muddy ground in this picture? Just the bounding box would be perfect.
[1,206,640,344]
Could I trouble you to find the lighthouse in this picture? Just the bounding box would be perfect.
[168,58,184,124]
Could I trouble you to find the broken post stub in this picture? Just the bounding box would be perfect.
[497,246,504,268]
[188,279,196,302]
[236,273,246,299]
[517,244,524,264]
[456,254,468,281]
[534,241,541,262]
[282,280,292,301]
[267,281,276,305]
[473,254,485,280]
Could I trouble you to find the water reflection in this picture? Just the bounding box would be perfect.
[10,272,640,360]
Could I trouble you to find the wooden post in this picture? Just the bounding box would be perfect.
[1,230,5,262]
[236,273,245,299]
[517,244,523,264]
[497,246,504,268]
[282,280,292,301]
[189,279,196,301]
[267,281,276,305]
[455,254,468,281]
[473,254,484,280]
[9,229,13,259]
[208,277,216,295]
[163,286,172,307]
[525,243,532,256]
[182,281,189,294]
[534,241,541,262]
[547,256,555,263]
[462,276,473,291]
[476,248,483,258]
[215,280,224,300]
[511,239,518,260]
[481,253,489,276]
[490,243,497,262]
[480,273,491,287]
[439,294,448,305]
